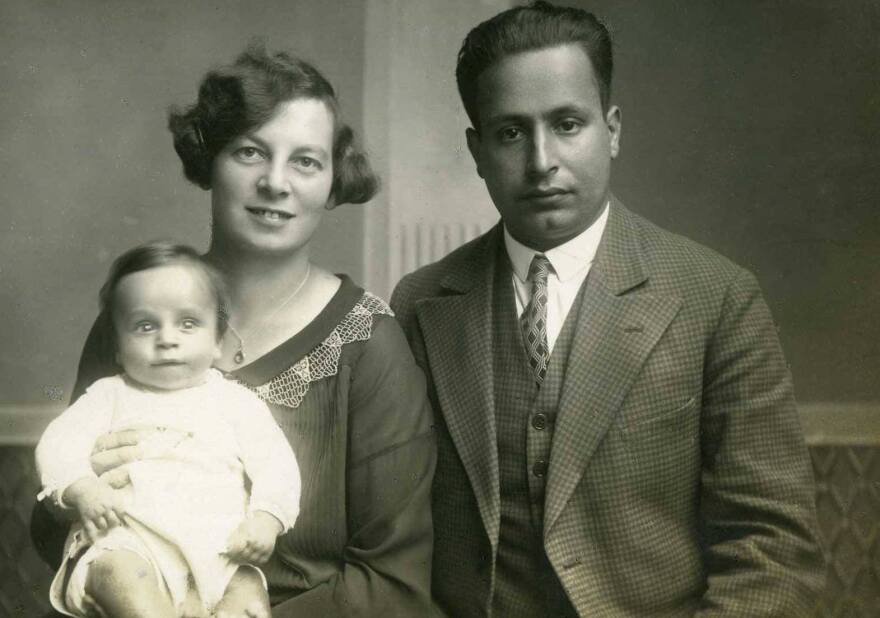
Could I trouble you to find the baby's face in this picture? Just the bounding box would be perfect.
[113,263,222,390]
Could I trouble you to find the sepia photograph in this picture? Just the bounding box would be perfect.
[1,0,878,616]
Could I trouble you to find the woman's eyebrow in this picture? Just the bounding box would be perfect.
[292,144,330,159]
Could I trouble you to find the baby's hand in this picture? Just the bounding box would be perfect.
[224,511,283,565]
[63,477,127,542]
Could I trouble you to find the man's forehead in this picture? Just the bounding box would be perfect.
[475,44,601,123]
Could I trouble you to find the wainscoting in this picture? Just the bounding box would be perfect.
[2,405,878,616]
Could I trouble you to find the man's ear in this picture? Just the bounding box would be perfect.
[465,128,484,178]
[606,105,622,159]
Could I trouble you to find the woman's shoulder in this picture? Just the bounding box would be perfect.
[331,279,397,356]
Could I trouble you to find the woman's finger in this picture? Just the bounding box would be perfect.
[93,429,147,453]
[100,467,132,489]
[90,445,141,475]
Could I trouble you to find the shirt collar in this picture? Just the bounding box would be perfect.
[504,201,610,283]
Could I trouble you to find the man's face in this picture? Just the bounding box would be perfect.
[466,44,621,251]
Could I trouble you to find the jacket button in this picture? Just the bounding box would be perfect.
[532,413,547,430]
[532,460,548,478]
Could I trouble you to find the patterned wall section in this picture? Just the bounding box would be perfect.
[0,448,54,617]
[1,443,878,616]
[811,445,880,617]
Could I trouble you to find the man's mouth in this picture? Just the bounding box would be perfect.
[245,207,294,221]
[522,187,569,200]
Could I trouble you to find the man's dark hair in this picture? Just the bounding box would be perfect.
[456,1,613,129]
[99,240,229,341]
[168,43,379,205]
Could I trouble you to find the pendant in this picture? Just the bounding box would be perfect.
[234,350,245,364]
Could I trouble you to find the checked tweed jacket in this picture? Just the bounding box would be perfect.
[390,198,824,617]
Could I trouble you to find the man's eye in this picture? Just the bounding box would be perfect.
[499,127,523,142]
[234,147,265,162]
[556,119,582,134]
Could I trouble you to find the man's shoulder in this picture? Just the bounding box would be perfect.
[623,204,749,290]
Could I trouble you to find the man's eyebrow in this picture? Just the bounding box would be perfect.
[546,104,591,117]
[484,104,592,127]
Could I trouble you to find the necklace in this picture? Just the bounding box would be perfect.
[225,263,311,365]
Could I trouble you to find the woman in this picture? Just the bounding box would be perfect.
[32,45,437,617]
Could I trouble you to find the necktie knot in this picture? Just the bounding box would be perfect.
[527,254,552,285]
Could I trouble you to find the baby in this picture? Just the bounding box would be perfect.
[36,241,301,618]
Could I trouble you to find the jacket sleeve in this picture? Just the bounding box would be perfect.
[271,315,439,618]
[30,312,118,569]
[697,270,825,615]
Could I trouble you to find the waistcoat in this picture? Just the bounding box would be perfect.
[491,257,583,617]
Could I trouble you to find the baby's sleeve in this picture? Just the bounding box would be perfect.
[35,378,115,506]
[226,385,301,532]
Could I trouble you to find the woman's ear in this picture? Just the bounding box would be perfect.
[324,196,338,211]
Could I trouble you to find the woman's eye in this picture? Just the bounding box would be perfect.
[234,147,265,162]
[293,156,322,171]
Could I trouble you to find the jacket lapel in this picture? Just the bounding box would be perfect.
[415,226,503,550]
[544,200,682,535]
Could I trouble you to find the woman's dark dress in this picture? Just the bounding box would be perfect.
[32,277,438,617]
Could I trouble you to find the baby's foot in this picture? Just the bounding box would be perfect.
[214,567,270,618]
[180,582,209,618]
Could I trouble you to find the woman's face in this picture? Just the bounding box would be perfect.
[209,98,335,257]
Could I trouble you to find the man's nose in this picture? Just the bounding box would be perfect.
[527,128,558,178]
[258,163,292,198]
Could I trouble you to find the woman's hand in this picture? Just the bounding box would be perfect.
[62,477,127,543]
[223,511,283,565]
[90,429,154,487]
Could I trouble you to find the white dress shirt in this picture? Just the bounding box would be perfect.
[504,202,609,353]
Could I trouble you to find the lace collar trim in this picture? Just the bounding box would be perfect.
[245,292,393,409]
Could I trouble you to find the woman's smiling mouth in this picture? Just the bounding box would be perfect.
[246,206,295,222]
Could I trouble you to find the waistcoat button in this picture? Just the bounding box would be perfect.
[532,460,548,478]
[532,412,547,430]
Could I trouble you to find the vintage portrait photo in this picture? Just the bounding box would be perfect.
[1,1,877,616]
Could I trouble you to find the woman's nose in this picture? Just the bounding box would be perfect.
[258,164,291,198]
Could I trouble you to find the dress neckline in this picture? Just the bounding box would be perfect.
[228,275,364,386]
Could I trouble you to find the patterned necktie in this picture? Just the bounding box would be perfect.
[520,254,552,385]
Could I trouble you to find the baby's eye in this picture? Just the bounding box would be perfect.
[233,146,265,163]
[135,322,155,333]
[180,319,199,331]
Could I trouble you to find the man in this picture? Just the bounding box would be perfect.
[391,2,824,616]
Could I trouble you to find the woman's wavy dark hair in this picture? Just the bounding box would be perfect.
[168,44,379,205]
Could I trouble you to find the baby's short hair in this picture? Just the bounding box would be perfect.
[99,241,229,340]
